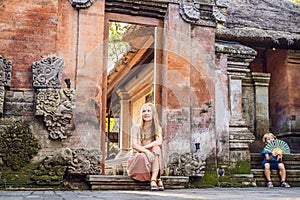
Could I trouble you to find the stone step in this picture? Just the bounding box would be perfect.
[251,162,300,169]
[251,169,300,187]
[251,153,300,187]
[250,153,300,169]
[86,175,189,190]
[251,153,300,163]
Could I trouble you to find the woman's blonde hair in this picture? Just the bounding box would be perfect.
[140,103,162,141]
[262,132,276,143]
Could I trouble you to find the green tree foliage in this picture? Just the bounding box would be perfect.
[108,22,131,71]
[290,0,300,4]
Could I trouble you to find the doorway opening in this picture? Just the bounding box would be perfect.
[103,13,163,174]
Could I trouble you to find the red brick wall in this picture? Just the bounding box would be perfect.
[0,0,59,89]
[56,0,78,87]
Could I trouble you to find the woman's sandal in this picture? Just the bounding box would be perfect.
[150,180,159,191]
[157,179,164,191]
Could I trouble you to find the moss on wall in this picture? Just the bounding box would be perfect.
[0,121,41,171]
[232,161,251,174]
[0,163,38,188]
[189,167,218,188]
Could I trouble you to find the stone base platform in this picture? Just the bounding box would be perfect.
[86,175,189,190]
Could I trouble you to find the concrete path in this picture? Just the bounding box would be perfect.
[0,188,299,200]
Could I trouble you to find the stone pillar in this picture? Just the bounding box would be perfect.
[116,89,131,157]
[228,67,255,162]
[215,53,230,162]
[252,72,271,138]
[242,73,255,134]
[216,42,257,163]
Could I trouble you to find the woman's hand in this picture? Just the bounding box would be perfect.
[145,149,155,162]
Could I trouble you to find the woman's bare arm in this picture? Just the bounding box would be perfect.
[143,127,162,149]
[131,125,151,153]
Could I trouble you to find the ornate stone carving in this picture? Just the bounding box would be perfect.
[0,54,12,87]
[213,5,226,24]
[32,55,64,88]
[67,148,102,175]
[31,148,102,186]
[70,0,94,9]
[179,1,215,27]
[168,152,206,177]
[0,121,41,171]
[180,1,201,22]
[35,88,75,140]
[0,86,4,114]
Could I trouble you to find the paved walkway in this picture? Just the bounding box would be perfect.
[0,188,299,200]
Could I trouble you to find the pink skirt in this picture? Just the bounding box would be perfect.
[127,146,163,181]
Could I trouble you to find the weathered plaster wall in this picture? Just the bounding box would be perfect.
[191,26,216,161]
[56,0,78,86]
[267,49,300,152]
[267,49,289,133]
[287,50,300,133]
[163,3,216,169]
[163,3,192,159]
[215,54,230,161]
[63,0,105,150]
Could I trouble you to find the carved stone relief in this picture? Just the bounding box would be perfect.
[213,5,227,24]
[0,54,12,87]
[0,86,4,114]
[180,1,201,22]
[31,148,102,186]
[35,88,75,140]
[179,1,215,27]
[179,0,227,26]
[67,148,102,175]
[32,55,63,88]
[70,0,94,9]
[168,152,206,177]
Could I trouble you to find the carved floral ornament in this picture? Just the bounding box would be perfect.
[32,55,76,140]
[35,88,75,140]
[0,86,4,115]
[168,152,206,177]
[0,54,12,114]
[32,55,63,88]
[31,148,102,186]
[179,0,227,26]
[69,0,94,9]
[0,54,12,87]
